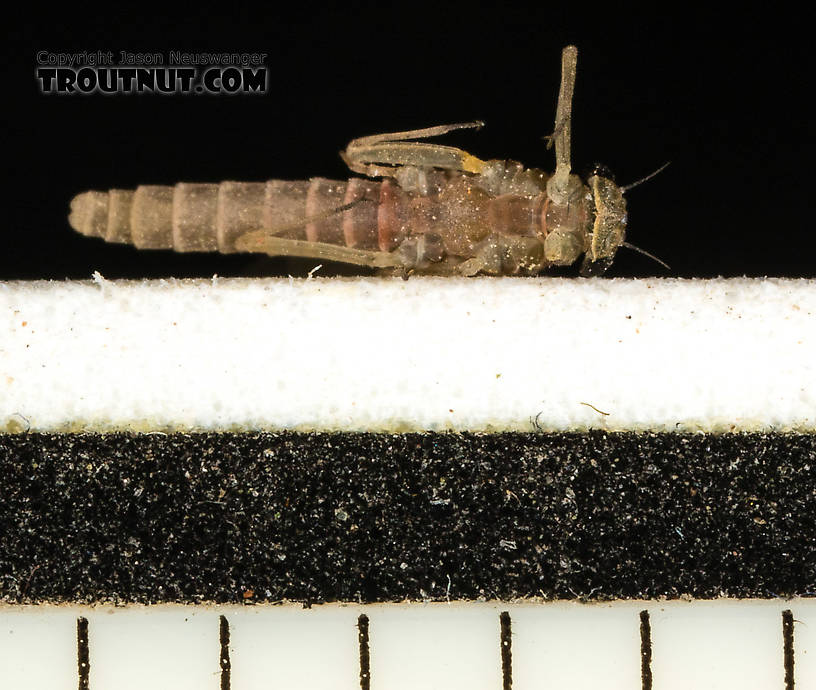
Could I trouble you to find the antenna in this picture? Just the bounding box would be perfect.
[621,241,671,270]
[621,162,671,192]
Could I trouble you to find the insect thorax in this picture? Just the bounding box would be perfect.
[381,162,625,276]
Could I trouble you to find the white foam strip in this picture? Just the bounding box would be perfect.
[1,276,814,432]
[0,600,812,689]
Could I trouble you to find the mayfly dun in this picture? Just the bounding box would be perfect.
[69,46,661,277]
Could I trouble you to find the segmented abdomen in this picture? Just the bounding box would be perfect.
[69,179,391,253]
[69,168,558,269]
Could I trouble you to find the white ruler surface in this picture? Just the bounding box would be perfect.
[1,599,812,689]
[3,276,815,433]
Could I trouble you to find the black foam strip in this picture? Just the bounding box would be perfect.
[1,432,814,604]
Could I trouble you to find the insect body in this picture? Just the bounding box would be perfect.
[69,46,629,276]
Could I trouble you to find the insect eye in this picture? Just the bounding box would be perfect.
[587,163,615,182]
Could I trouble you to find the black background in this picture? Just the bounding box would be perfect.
[6,9,813,280]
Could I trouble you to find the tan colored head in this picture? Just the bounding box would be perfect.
[580,173,628,276]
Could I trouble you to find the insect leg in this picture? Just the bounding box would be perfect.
[346,121,485,148]
[545,46,583,205]
[235,231,404,269]
[341,121,488,178]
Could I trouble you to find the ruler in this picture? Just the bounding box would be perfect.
[1,600,812,689]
